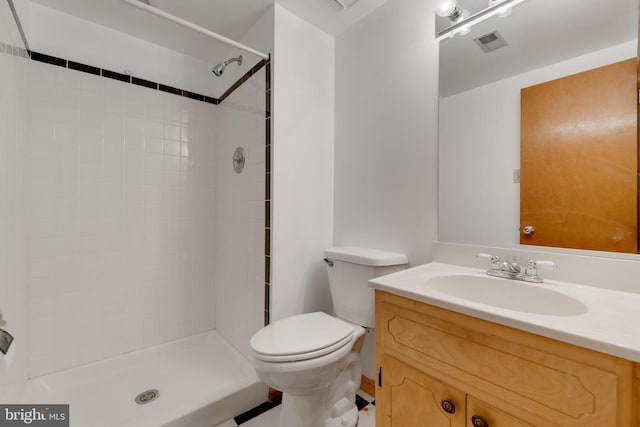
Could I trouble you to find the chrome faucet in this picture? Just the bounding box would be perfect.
[476,253,558,283]
[500,257,521,275]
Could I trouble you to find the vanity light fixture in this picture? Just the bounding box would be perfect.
[436,0,528,40]
[435,0,465,22]
[436,0,472,35]
[488,0,513,17]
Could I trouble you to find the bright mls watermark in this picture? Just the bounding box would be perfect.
[0,405,69,426]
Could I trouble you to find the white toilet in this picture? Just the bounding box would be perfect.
[249,247,408,427]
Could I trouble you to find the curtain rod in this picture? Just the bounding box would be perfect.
[119,0,270,60]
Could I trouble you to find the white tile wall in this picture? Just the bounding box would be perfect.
[0,1,29,386]
[214,69,267,360]
[18,58,264,376]
[21,60,223,378]
[1,3,267,382]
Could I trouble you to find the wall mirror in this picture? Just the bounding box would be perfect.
[438,0,639,254]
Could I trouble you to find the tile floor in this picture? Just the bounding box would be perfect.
[216,390,375,427]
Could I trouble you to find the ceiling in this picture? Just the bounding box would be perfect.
[276,0,388,35]
[27,0,634,98]
[439,0,638,97]
[28,0,389,65]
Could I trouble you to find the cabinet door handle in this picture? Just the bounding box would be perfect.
[471,415,489,427]
[440,399,456,414]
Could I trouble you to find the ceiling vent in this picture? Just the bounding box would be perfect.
[473,30,508,53]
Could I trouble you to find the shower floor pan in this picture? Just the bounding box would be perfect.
[0,331,266,427]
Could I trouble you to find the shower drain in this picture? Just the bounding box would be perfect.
[135,389,160,405]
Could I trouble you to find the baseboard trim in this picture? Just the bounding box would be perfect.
[360,375,375,397]
[268,387,282,403]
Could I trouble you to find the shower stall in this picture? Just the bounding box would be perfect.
[0,1,272,425]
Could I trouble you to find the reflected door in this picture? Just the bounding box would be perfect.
[520,58,638,253]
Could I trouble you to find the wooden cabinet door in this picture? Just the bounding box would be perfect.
[466,396,534,427]
[378,354,466,427]
[520,58,638,253]
[376,291,630,427]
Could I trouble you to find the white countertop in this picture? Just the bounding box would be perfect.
[369,262,640,363]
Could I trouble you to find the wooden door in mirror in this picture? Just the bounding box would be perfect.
[520,58,638,253]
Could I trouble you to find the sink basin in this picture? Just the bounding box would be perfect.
[425,275,588,316]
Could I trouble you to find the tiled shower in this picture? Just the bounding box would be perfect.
[0,0,268,388]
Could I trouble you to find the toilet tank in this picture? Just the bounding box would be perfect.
[324,247,408,328]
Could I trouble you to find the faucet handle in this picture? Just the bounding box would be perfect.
[476,253,502,273]
[523,259,558,283]
[534,260,559,271]
[476,253,499,262]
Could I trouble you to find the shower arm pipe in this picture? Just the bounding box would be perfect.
[119,0,270,60]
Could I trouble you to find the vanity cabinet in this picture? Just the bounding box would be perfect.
[375,291,638,427]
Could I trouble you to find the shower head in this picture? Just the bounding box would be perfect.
[212,55,243,77]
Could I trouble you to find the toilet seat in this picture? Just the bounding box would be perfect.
[250,312,355,363]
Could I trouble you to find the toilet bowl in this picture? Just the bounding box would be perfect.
[249,247,408,427]
[251,312,366,427]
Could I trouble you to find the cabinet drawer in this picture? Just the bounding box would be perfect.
[376,291,632,426]
[466,396,534,427]
[379,354,465,427]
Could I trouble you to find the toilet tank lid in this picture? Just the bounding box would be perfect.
[324,247,408,267]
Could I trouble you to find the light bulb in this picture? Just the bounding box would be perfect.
[452,8,468,23]
[436,0,459,17]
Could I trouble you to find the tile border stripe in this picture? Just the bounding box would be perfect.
[30,51,66,67]
[26,50,269,107]
[159,83,182,96]
[219,57,270,103]
[102,68,132,83]
[264,59,272,326]
[131,76,158,90]
[68,60,100,75]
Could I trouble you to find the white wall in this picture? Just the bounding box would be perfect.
[334,0,440,379]
[0,0,29,386]
[271,5,335,321]
[439,40,637,245]
[334,0,440,267]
